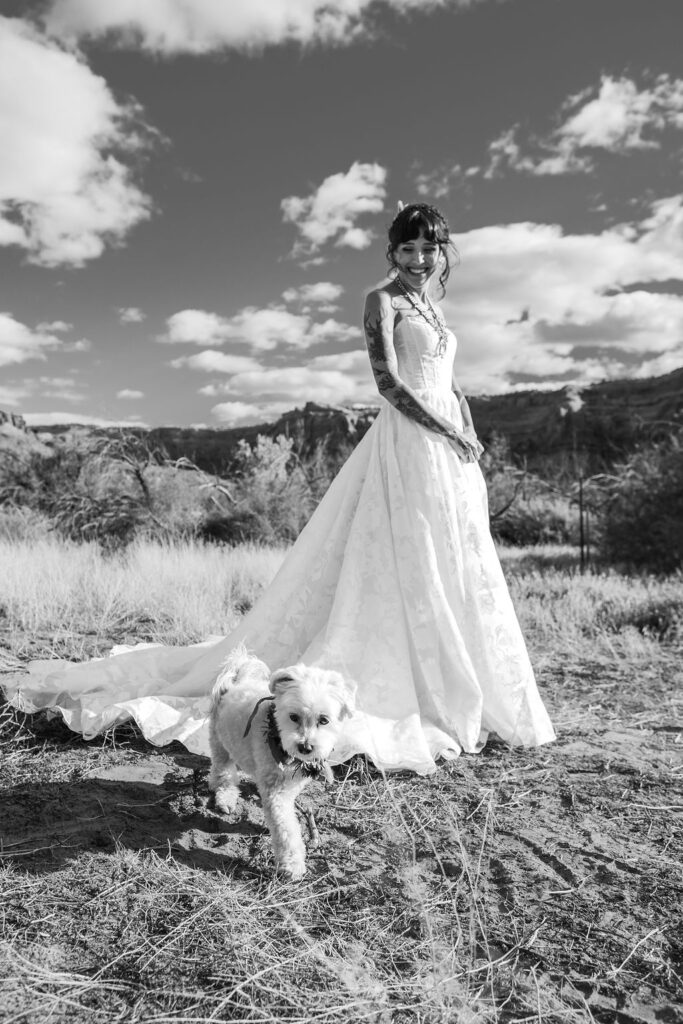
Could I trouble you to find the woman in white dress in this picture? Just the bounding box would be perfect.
[6,203,555,774]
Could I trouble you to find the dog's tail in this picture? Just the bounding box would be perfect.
[210,643,253,711]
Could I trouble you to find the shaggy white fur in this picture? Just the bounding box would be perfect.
[208,646,356,880]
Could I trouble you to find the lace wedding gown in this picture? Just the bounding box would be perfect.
[5,315,555,774]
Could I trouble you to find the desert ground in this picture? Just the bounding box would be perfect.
[1,538,681,1023]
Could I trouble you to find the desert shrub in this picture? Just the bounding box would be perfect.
[482,434,577,545]
[595,590,683,642]
[50,492,151,550]
[492,495,576,546]
[196,436,315,545]
[599,432,683,573]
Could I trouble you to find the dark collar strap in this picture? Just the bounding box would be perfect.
[243,695,275,738]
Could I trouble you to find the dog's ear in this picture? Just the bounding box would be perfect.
[269,667,299,695]
[330,673,356,720]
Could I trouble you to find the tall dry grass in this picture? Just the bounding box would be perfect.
[1,535,680,662]
[0,536,286,657]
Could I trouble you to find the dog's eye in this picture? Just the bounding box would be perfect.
[289,713,300,724]
[318,716,330,726]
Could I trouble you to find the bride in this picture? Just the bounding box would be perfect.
[5,202,555,774]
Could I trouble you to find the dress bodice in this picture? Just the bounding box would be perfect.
[393,310,456,394]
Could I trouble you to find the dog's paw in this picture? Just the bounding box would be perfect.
[279,857,307,881]
[213,788,239,815]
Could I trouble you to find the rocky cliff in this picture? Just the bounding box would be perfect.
[4,366,683,475]
[0,408,50,458]
[469,365,683,467]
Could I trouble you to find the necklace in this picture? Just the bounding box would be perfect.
[394,275,450,356]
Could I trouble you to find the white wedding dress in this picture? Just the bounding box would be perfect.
[5,315,555,774]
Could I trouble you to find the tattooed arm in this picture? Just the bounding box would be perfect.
[363,289,480,462]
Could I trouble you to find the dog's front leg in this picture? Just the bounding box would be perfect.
[209,757,241,815]
[260,785,307,880]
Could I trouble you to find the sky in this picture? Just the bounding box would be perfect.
[1,0,682,428]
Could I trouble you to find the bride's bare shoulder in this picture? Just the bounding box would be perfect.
[365,282,398,313]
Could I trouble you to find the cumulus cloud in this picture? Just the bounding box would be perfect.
[440,194,683,393]
[35,320,73,333]
[282,162,387,258]
[70,338,92,353]
[485,75,683,178]
[43,0,480,54]
[282,281,344,313]
[117,388,145,399]
[414,163,480,199]
[118,306,146,323]
[0,373,85,407]
[210,401,293,427]
[0,313,64,367]
[0,16,152,266]
[211,349,376,422]
[23,411,149,427]
[171,351,262,375]
[162,305,360,352]
[161,309,229,346]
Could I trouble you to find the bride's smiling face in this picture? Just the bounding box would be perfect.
[392,232,442,291]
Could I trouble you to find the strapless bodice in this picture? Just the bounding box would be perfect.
[393,312,456,394]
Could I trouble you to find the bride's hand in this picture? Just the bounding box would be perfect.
[448,431,484,463]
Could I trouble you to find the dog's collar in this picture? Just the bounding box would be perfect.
[243,695,274,739]
[263,704,329,780]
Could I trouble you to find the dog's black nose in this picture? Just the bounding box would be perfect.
[298,742,313,755]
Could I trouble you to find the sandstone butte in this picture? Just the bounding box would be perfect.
[2,365,682,475]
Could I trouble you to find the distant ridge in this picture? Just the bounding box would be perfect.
[4,366,683,474]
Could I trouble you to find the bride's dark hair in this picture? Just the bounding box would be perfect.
[386,203,458,297]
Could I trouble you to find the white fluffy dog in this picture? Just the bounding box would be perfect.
[208,647,356,880]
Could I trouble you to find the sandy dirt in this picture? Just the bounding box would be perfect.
[1,651,682,1023]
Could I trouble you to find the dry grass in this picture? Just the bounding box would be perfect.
[0,537,286,659]
[0,538,682,1022]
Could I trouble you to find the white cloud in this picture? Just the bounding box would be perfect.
[23,412,149,427]
[161,309,228,346]
[43,0,482,54]
[35,320,73,333]
[0,313,63,367]
[210,401,293,427]
[485,75,683,178]
[0,16,152,266]
[70,338,92,353]
[118,306,146,324]
[415,163,465,199]
[215,349,376,411]
[163,306,360,353]
[282,281,344,313]
[439,195,683,393]
[0,375,84,407]
[484,126,592,179]
[560,75,683,151]
[282,162,387,257]
[171,351,262,374]
[117,388,145,399]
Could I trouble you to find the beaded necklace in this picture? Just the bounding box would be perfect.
[394,274,450,356]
